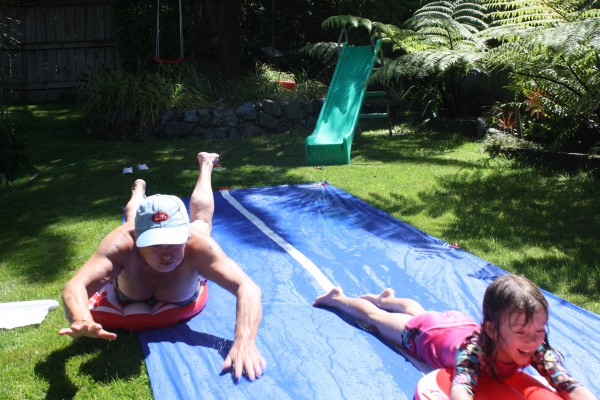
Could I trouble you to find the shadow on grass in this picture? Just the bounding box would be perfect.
[34,333,144,400]
[0,110,311,285]
[363,165,600,308]
[353,129,473,166]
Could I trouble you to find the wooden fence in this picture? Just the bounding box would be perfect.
[0,0,120,103]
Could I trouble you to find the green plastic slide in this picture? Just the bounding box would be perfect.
[305,39,381,165]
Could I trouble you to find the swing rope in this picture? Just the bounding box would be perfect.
[154,0,185,64]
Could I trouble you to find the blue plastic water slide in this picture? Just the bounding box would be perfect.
[305,39,381,165]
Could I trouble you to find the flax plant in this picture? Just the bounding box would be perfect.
[79,69,208,140]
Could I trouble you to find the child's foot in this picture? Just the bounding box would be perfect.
[360,288,395,307]
[313,287,344,307]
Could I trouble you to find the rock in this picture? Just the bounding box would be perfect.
[282,101,306,121]
[257,111,279,130]
[235,102,258,120]
[261,100,282,117]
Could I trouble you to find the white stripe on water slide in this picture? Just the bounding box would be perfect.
[220,189,432,375]
[220,190,335,292]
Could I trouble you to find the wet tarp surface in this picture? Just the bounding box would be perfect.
[139,183,600,400]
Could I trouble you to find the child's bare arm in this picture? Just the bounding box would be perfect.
[450,385,473,400]
[562,385,598,400]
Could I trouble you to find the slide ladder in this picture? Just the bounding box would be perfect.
[305,38,382,165]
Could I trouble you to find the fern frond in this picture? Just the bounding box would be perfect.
[413,2,454,16]
[371,22,402,38]
[299,42,339,63]
[372,49,484,84]
[408,0,489,32]
[484,0,596,35]
[381,28,428,53]
[490,7,563,27]
[454,2,490,31]
[573,9,600,20]
[393,30,439,52]
[403,0,489,52]
[524,18,600,64]
[321,15,373,34]
[477,24,536,41]
[454,15,490,33]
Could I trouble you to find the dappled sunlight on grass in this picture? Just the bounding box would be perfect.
[353,129,479,164]
[409,167,600,313]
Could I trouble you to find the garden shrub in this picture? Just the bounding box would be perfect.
[481,130,542,158]
[78,62,327,140]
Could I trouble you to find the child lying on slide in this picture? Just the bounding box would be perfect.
[313,274,597,400]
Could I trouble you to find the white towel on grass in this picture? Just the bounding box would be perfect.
[0,300,59,329]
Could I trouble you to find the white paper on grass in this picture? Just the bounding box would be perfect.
[0,300,59,329]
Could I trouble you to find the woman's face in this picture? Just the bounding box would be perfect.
[489,309,548,366]
[138,244,186,273]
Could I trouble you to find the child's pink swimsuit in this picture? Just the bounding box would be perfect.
[399,311,581,397]
[400,310,479,369]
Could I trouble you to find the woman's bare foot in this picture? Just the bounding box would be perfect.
[360,288,395,307]
[197,152,220,172]
[313,287,345,307]
[124,179,147,222]
[131,179,146,197]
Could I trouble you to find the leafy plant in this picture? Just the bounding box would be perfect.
[78,67,209,139]
[375,1,490,120]
[488,20,600,111]
[482,3,600,151]
[302,3,492,122]
[482,0,600,38]
[301,0,599,149]
[217,64,328,104]
[523,88,547,120]
[78,62,327,139]
[481,129,542,158]
[497,111,516,134]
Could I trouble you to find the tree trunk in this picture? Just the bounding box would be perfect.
[193,0,241,75]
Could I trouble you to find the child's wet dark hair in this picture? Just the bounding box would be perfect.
[480,274,550,378]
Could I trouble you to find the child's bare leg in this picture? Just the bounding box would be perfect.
[189,152,220,233]
[314,287,413,347]
[124,179,146,222]
[360,288,426,316]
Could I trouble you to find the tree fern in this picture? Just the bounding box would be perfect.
[301,0,599,131]
[482,0,600,39]
[368,0,490,117]
[374,49,485,82]
[410,0,489,33]
[485,17,600,129]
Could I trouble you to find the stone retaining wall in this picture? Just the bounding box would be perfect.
[156,98,324,139]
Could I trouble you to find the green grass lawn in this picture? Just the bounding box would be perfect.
[1,104,599,399]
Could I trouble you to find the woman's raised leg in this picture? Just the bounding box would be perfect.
[123,179,146,223]
[189,152,220,233]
